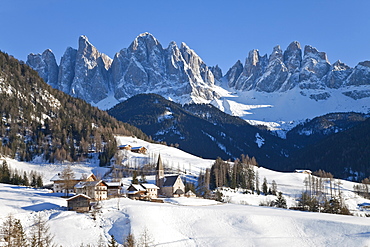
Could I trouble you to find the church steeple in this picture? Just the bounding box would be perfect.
[156,154,164,189]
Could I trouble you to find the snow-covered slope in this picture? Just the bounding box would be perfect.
[212,83,370,136]
[1,136,370,246]
[2,184,370,247]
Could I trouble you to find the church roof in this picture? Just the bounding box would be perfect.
[156,154,163,171]
[163,175,180,187]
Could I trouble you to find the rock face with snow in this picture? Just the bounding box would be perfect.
[27,49,59,88]
[70,35,112,103]
[28,33,220,106]
[58,47,77,94]
[27,34,370,112]
[226,41,370,96]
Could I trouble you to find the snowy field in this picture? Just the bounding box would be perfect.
[1,183,370,247]
[1,136,370,246]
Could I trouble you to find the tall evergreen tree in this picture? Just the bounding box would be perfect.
[262,177,268,195]
[271,180,277,195]
[274,192,287,209]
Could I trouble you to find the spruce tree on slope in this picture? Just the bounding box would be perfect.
[274,192,287,209]
[262,177,268,195]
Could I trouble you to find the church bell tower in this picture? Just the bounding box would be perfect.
[156,154,164,190]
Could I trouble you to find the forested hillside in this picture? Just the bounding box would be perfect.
[282,117,370,180]
[108,93,291,165]
[0,51,148,164]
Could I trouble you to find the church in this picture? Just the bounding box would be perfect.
[155,155,185,197]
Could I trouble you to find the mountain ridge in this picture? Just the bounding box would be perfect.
[27,33,370,131]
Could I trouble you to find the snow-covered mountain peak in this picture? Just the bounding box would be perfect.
[332,60,350,71]
[27,36,370,131]
[26,48,59,88]
[248,49,261,66]
[270,45,282,59]
[130,32,162,52]
[303,45,330,63]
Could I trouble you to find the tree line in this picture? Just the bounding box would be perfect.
[0,160,43,187]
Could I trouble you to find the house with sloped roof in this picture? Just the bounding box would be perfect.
[127,183,159,200]
[105,181,122,198]
[131,146,147,154]
[50,172,97,194]
[294,169,312,175]
[185,190,196,198]
[118,144,132,150]
[74,180,108,201]
[67,194,91,212]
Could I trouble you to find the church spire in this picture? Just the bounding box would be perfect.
[156,154,164,190]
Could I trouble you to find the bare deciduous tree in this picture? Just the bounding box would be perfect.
[60,164,75,197]
[29,212,55,247]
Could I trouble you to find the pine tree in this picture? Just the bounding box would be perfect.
[262,177,268,195]
[271,180,277,195]
[132,170,139,184]
[108,234,118,247]
[0,160,11,184]
[123,233,135,247]
[36,175,43,188]
[22,171,29,186]
[31,174,37,187]
[274,192,287,209]
[255,170,260,195]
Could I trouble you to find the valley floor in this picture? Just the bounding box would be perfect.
[1,183,370,247]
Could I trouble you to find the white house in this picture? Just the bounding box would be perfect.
[127,183,159,200]
[74,180,108,201]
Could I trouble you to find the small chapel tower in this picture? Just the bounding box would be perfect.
[156,154,164,190]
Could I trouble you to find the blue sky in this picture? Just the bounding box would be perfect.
[1,0,370,73]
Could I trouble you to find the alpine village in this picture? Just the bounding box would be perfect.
[1,4,370,246]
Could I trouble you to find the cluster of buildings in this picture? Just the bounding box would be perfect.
[118,144,147,154]
[52,155,194,212]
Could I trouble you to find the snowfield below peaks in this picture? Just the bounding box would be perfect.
[211,84,370,134]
